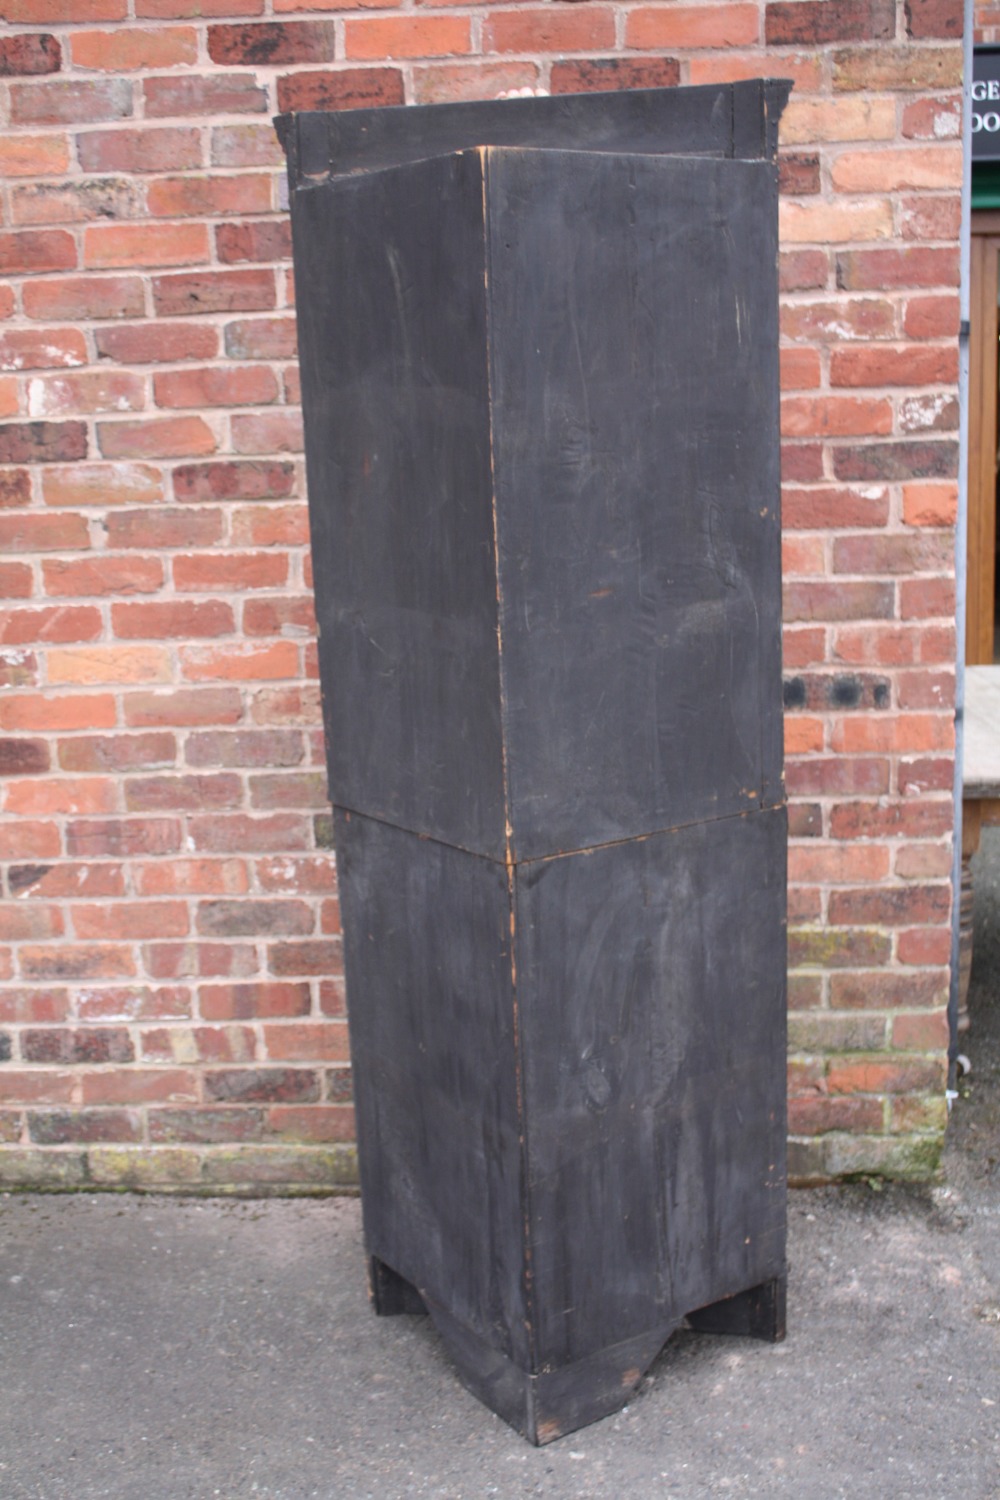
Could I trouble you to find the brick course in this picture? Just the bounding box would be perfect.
[0,0,962,1191]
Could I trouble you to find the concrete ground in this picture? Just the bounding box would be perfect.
[2,844,1000,1500]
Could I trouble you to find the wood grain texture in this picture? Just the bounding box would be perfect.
[287,83,788,1444]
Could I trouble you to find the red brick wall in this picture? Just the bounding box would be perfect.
[0,0,963,1190]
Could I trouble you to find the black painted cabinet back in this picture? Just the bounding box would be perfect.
[284,82,789,1445]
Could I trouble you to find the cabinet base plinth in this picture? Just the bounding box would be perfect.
[424,1294,678,1446]
[686,1276,787,1343]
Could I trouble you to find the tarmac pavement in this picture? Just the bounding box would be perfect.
[2,835,999,1500]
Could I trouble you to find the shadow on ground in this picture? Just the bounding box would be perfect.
[2,838,999,1500]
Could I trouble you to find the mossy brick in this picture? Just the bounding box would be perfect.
[199,1143,358,1185]
[86,1145,202,1186]
[0,1147,87,1188]
[788,1014,889,1052]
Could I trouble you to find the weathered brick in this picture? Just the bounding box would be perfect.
[204,1067,320,1103]
[123,686,242,727]
[0,738,50,776]
[262,1021,348,1062]
[785,756,890,796]
[831,146,961,194]
[830,800,953,840]
[135,858,249,897]
[826,1057,945,1094]
[154,365,278,409]
[0,470,31,509]
[95,324,218,366]
[23,274,144,321]
[98,416,217,460]
[210,124,284,169]
[900,195,962,243]
[125,773,242,813]
[837,247,959,291]
[188,813,311,854]
[903,295,959,340]
[780,96,897,144]
[5,773,117,815]
[0,818,61,859]
[20,942,135,978]
[832,441,958,482]
[0,135,70,178]
[85,222,208,269]
[788,1096,884,1135]
[208,20,336,65]
[70,26,197,70]
[42,556,163,596]
[277,66,403,113]
[0,903,64,940]
[788,927,892,967]
[80,1071,198,1106]
[266,1105,355,1143]
[902,482,957,528]
[783,486,890,530]
[10,77,132,126]
[148,1106,264,1143]
[242,596,315,636]
[11,176,144,226]
[148,173,272,219]
[778,153,821,195]
[901,96,961,141]
[105,508,223,551]
[0,692,117,734]
[153,268,275,317]
[9,862,125,899]
[66,816,182,858]
[549,56,681,95]
[0,32,61,74]
[74,900,188,940]
[230,411,303,454]
[177,551,289,593]
[0,652,38,691]
[831,971,947,1009]
[113,600,234,639]
[780,199,893,244]
[44,459,160,513]
[224,319,297,362]
[625,5,759,47]
[144,71,268,117]
[348,14,472,58]
[781,297,894,342]
[833,44,961,91]
[197,899,313,939]
[257,855,335,894]
[0,605,102,645]
[766,0,894,43]
[904,0,961,37]
[0,421,86,465]
[268,939,342,977]
[27,369,145,417]
[173,458,295,502]
[830,345,958,388]
[22,1025,134,1062]
[216,221,292,266]
[186,729,304,768]
[143,942,257,985]
[181,640,298,681]
[28,1109,141,1144]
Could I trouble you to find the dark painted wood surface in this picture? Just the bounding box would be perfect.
[293,152,507,859]
[516,810,787,1369]
[284,83,789,1444]
[276,77,791,184]
[487,148,783,858]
